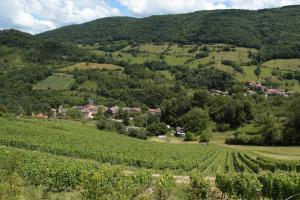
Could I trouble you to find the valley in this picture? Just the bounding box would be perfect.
[0,5,300,200]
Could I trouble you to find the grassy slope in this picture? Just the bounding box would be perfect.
[59,62,123,72]
[89,43,300,91]
[210,132,300,160]
[33,74,75,90]
[263,59,300,71]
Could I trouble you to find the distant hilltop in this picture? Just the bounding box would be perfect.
[38,5,300,61]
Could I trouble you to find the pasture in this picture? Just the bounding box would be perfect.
[59,62,123,72]
[33,73,75,90]
[262,59,300,71]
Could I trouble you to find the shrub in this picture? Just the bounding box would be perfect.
[216,123,231,132]
[258,173,300,199]
[0,173,22,200]
[126,128,147,140]
[216,173,262,199]
[96,118,118,131]
[66,108,83,120]
[156,172,175,200]
[221,60,243,73]
[186,173,211,199]
[81,166,152,200]
[147,122,168,136]
[199,132,212,143]
[184,132,196,142]
[195,52,209,59]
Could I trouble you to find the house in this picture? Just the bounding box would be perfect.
[78,104,99,119]
[106,106,119,117]
[175,127,185,137]
[34,113,48,119]
[266,88,287,97]
[247,81,266,92]
[125,107,142,113]
[148,108,161,115]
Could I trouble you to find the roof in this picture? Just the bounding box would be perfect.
[79,104,98,113]
[34,113,48,119]
[148,108,161,113]
[125,107,141,112]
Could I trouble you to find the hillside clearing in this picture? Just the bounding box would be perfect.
[59,62,123,72]
[33,73,75,90]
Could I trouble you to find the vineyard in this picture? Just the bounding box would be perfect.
[0,117,299,176]
[0,145,299,199]
[0,117,299,199]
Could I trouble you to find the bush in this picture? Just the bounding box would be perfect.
[0,173,22,199]
[184,132,196,142]
[66,108,83,120]
[216,123,231,132]
[221,60,243,73]
[186,173,211,199]
[81,166,152,200]
[258,173,300,199]
[216,173,262,199]
[96,118,120,131]
[199,132,212,143]
[147,122,168,136]
[156,172,175,200]
[126,128,147,140]
[195,52,209,59]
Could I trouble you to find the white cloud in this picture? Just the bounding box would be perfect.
[0,0,121,34]
[118,0,227,16]
[118,0,300,16]
[0,0,300,34]
[227,0,300,10]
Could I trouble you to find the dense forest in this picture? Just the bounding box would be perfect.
[39,5,300,61]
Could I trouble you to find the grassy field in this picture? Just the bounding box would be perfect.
[59,62,123,72]
[78,80,98,90]
[33,73,75,90]
[210,132,300,160]
[262,59,300,71]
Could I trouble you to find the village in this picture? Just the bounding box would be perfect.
[210,80,292,97]
[31,80,292,140]
[33,80,292,121]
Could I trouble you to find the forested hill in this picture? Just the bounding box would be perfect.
[39,5,300,60]
[0,29,87,65]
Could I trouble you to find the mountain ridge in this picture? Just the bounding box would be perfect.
[37,5,300,60]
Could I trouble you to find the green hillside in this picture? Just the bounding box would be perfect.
[39,6,300,60]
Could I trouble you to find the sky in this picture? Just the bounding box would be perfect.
[0,0,300,34]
